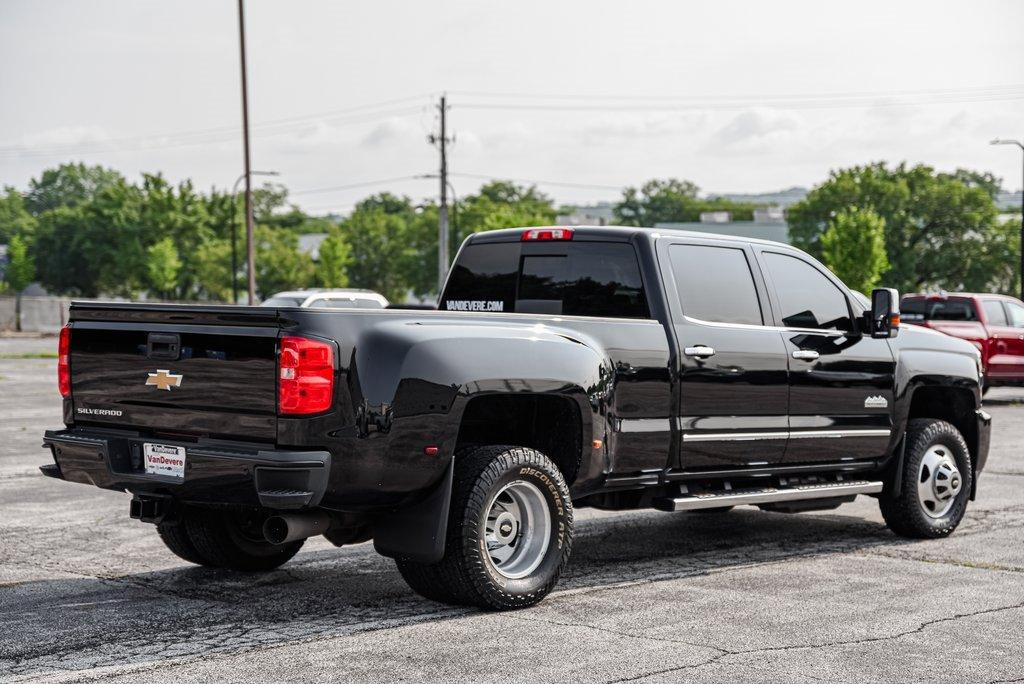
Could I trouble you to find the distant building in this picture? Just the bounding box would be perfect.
[655,210,790,244]
[707,187,808,208]
[298,233,329,261]
[996,190,1022,213]
[699,211,731,224]
[556,202,616,226]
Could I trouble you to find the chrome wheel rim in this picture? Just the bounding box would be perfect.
[483,480,551,579]
[917,444,962,518]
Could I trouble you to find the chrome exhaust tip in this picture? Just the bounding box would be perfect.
[263,511,331,544]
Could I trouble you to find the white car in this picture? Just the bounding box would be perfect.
[260,289,389,310]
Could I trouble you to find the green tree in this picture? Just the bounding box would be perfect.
[146,238,182,300]
[315,228,351,288]
[193,239,235,302]
[137,174,219,299]
[613,178,758,226]
[787,162,1002,293]
[343,205,416,301]
[615,179,700,226]
[254,226,315,299]
[0,188,37,244]
[4,235,35,331]
[33,175,149,299]
[24,162,124,214]
[819,208,889,293]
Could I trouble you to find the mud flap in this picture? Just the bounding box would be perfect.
[373,458,453,563]
[883,434,907,498]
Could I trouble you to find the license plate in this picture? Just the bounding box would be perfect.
[143,443,186,479]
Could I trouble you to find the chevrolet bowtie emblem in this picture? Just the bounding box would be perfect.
[146,369,183,391]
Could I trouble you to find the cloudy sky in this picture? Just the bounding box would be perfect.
[1,0,1022,213]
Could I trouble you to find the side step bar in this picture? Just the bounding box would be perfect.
[652,480,883,512]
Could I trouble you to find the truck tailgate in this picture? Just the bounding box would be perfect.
[69,304,281,442]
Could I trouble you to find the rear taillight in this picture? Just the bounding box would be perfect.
[521,227,573,241]
[58,324,71,397]
[278,336,335,415]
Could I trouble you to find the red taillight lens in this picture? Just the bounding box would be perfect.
[58,324,71,397]
[278,336,335,415]
[521,227,574,241]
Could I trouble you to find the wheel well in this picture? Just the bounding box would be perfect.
[455,394,582,485]
[907,386,978,467]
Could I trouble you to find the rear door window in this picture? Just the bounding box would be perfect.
[668,244,763,325]
[517,243,649,318]
[441,240,649,319]
[983,300,1008,326]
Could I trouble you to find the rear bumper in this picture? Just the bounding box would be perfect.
[42,428,330,510]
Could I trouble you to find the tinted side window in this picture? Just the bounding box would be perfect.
[669,244,763,325]
[1007,301,1024,328]
[763,252,853,332]
[441,242,519,313]
[983,300,1008,326]
[517,242,649,318]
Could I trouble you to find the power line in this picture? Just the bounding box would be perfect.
[290,175,430,196]
[450,83,1024,103]
[450,172,623,191]
[455,87,1024,113]
[0,97,433,158]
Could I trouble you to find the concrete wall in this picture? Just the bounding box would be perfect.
[0,297,16,331]
[0,296,72,333]
[0,297,218,333]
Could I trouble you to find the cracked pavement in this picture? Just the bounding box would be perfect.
[2,336,1023,683]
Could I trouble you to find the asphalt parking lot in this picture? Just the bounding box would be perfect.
[1,335,1023,683]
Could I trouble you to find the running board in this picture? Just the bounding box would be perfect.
[652,480,884,512]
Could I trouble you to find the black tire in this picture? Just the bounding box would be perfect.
[880,419,973,539]
[184,509,304,571]
[396,445,574,610]
[156,519,213,566]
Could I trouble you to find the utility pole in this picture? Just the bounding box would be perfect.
[237,0,257,304]
[991,139,1024,300]
[428,95,453,292]
[232,170,278,304]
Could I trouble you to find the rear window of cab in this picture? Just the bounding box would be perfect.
[901,297,978,322]
[440,240,650,319]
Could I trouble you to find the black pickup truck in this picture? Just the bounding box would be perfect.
[42,226,991,609]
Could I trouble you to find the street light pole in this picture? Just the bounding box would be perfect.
[237,0,257,304]
[231,170,279,304]
[991,139,1024,300]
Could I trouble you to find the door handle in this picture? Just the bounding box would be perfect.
[792,350,820,361]
[684,345,716,358]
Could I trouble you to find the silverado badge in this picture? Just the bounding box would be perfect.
[146,369,183,391]
[864,395,888,409]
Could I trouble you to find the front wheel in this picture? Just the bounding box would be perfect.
[396,445,574,610]
[880,419,972,539]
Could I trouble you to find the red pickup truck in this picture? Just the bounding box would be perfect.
[902,293,1024,391]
